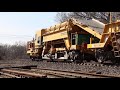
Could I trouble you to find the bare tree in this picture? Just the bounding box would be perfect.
[55,12,120,24]
[0,41,28,60]
[55,12,71,23]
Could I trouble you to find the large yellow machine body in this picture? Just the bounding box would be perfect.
[43,21,70,50]
[87,21,120,49]
[27,18,104,59]
[29,18,120,61]
[41,18,102,52]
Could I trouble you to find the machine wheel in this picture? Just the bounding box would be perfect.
[68,51,75,62]
[96,54,104,63]
[68,51,82,62]
[31,57,35,61]
[96,49,105,63]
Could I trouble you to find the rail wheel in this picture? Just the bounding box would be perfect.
[68,51,75,62]
[31,57,35,61]
[96,49,106,63]
[68,51,83,63]
[97,55,104,63]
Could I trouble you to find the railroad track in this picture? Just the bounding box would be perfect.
[0,69,47,78]
[0,61,120,78]
[0,65,46,78]
[6,67,119,78]
[30,68,120,78]
[0,67,120,78]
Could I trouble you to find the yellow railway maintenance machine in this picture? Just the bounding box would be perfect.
[26,40,35,59]
[27,18,120,63]
[88,20,120,63]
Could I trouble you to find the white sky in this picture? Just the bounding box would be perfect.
[0,12,57,45]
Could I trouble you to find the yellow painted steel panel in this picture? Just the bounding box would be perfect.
[87,44,92,48]
[56,48,66,51]
[70,45,80,50]
[44,21,68,35]
[64,39,70,50]
[87,43,105,49]
[43,30,68,42]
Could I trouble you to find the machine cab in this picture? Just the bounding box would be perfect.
[71,33,91,45]
[70,32,99,50]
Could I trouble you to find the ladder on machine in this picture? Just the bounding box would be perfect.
[111,32,120,57]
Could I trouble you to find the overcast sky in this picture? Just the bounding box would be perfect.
[0,12,57,45]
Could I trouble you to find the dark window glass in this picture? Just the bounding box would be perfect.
[71,33,76,45]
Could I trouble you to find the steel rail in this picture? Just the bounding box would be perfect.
[35,68,120,78]
[0,69,47,78]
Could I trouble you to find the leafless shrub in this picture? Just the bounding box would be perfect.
[0,41,28,60]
